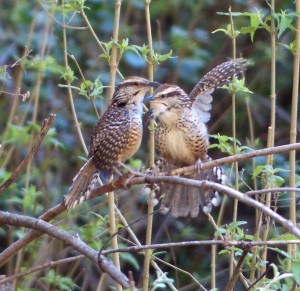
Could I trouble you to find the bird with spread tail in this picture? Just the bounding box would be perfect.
[145,58,247,218]
[65,76,160,209]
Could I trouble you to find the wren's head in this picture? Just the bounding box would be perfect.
[112,76,160,107]
[144,84,191,124]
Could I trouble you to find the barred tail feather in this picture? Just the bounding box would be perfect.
[65,158,98,209]
[157,157,225,218]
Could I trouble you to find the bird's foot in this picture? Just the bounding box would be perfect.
[145,159,166,176]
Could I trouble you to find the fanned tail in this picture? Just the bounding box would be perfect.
[158,157,226,218]
[65,157,99,209]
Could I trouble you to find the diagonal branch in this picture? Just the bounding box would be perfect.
[100,239,300,256]
[0,203,66,267]
[163,143,300,176]
[0,114,56,194]
[88,176,300,238]
[0,211,131,289]
[1,143,299,269]
[225,248,250,291]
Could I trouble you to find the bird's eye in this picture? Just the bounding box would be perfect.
[161,94,167,98]
[134,82,139,86]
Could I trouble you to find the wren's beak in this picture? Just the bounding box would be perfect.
[143,95,155,103]
[146,80,160,88]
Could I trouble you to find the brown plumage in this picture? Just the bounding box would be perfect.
[65,76,159,209]
[146,58,246,217]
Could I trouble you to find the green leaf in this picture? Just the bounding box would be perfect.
[278,10,293,38]
[80,80,93,90]
[270,234,299,241]
[228,221,248,230]
[222,76,253,95]
[253,165,265,178]
[292,260,300,285]
[218,249,230,255]
[152,50,174,64]
[281,40,298,54]
[248,11,264,41]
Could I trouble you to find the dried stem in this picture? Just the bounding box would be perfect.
[0,255,84,285]
[228,6,238,278]
[0,114,56,194]
[100,239,300,256]
[225,248,250,291]
[62,6,88,155]
[288,0,300,266]
[143,1,156,290]
[107,2,122,290]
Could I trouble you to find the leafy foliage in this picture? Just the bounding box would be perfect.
[0,0,298,290]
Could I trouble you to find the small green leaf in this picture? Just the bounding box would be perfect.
[292,260,300,285]
[80,80,93,90]
[278,11,293,38]
[270,234,299,241]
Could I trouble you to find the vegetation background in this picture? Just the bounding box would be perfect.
[0,0,299,290]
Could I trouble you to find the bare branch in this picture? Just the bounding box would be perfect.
[0,211,131,289]
[0,203,65,266]
[225,248,250,291]
[163,143,300,176]
[0,114,56,194]
[100,239,300,256]
[1,143,299,271]
[245,187,300,196]
[90,176,300,238]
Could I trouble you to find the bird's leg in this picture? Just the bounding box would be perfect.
[112,166,123,177]
[118,161,145,177]
[195,159,203,174]
[145,159,168,176]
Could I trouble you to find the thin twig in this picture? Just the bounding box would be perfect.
[0,114,56,194]
[229,7,239,280]
[0,255,84,284]
[100,239,300,256]
[288,0,300,265]
[225,248,250,291]
[162,143,300,177]
[92,176,300,238]
[245,187,300,196]
[154,256,207,291]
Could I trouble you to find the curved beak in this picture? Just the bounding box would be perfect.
[143,95,155,103]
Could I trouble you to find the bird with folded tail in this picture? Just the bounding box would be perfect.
[65,76,160,210]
